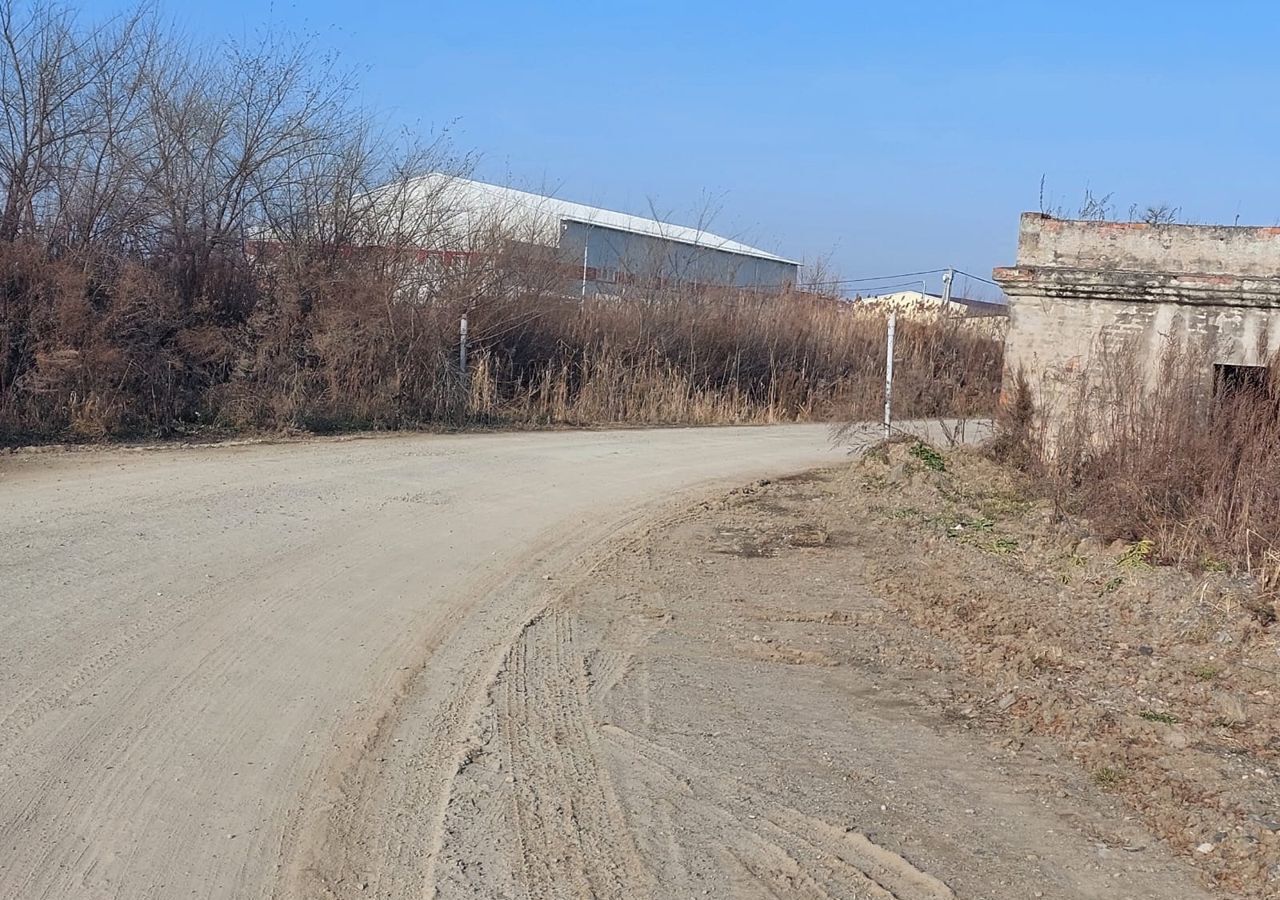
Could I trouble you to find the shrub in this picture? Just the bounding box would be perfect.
[0,2,1005,444]
[991,339,1280,575]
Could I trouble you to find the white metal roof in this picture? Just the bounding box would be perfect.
[859,290,1008,317]
[399,174,800,266]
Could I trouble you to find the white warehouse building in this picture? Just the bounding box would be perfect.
[397,174,800,294]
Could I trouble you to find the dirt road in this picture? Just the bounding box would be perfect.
[0,426,839,899]
[0,426,1216,899]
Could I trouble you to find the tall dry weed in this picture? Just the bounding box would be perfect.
[0,2,1003,445]
[992,338,1280,574]
[1,258,1003,443]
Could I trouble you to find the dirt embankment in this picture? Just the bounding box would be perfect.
[736,441,1279,897]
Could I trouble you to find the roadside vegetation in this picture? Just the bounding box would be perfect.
[840,441,1280,896]
[991,342,1280,594]
[0,1,1003,446]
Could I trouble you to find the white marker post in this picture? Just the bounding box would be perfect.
[459,314,468,383]
[883,311,896,439]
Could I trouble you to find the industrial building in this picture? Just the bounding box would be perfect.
[858,289,1007,320]
[398,174,800,294]
[994,212,1280,421]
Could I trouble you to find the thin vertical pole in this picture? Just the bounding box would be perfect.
[883,311,896,439]
[580,233,589,300]
[459,314,468,382]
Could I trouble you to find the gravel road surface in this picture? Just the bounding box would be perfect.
[0,426,837,899]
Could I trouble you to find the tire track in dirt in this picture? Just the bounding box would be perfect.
[500,607,653,898]
[423,509,704,899]
[274,553,545,900]
[281,505,700,900]
[420,499,956,900]
[599,723,954,900]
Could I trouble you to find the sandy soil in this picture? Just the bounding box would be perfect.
[0,426,837,899]
[425,453,1218,900]
[0,426,1240,898]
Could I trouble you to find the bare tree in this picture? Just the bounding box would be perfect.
[800,250,842,298]
[1129,202,1180,225]
[0,0,113,242]
[139,29,359,300]
[47,7,157,256]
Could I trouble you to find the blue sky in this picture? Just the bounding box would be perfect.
[81,1,1280,296]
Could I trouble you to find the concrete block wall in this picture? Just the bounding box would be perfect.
[1004,295,1280,418]
[995,214,1280,429]
[1014,213,1280,278]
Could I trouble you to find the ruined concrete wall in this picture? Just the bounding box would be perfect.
[995,213,1280,428]
[1004,295,1280,421]
[1015,214,1280,278]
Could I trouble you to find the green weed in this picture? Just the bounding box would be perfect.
[909,442,946,472]
[941,513,995,534]
[1116,539,1155,569]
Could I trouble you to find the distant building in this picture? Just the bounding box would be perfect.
[858,289,1008,320]
[397,174,800,294]
[994,212,1280,418]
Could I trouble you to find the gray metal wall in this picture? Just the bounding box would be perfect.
[559,221,796,293]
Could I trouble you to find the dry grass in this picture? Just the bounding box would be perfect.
[1,250,1004,443]
[843,442,1280,896]
[992,339,1280,588]
[0,2,1003,445]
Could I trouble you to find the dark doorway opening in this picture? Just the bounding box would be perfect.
[1214,363,1270,400]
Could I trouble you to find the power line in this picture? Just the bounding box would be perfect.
[840,281,932,295]
[803,267,1004,296]
[806,268,947,287]
[952,269,1000,287]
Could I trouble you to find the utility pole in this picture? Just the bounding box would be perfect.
[940,267,954,313]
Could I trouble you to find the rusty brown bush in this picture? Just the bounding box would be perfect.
[992,339,1280,577]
